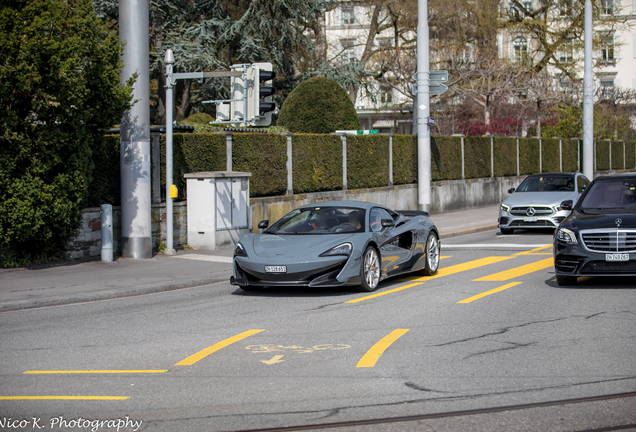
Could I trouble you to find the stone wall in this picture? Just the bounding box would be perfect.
[64,202,187,259]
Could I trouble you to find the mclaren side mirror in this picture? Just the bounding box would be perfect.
[560,200,573,211]
[381,219,395,228]
[257,220,269,230]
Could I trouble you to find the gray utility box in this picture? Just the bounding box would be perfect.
[185,171,251,250]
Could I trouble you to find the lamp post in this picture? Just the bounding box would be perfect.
[417,0,431,213]
[582,0,594,180]
[164,49,176,256]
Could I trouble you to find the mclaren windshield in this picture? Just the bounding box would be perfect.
[265,207,366,234]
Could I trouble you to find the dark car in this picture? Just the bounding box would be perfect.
[553,173,636,286]
[230,200,440,292]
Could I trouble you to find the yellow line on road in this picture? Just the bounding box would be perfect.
[175,329,264,366]
[356,329,409,368]
[23,370,168,374]
[0,396,129,400]
[347,256,513,303]
[457,282,522,303]
[473,258,553,281]
[514,245,553,256]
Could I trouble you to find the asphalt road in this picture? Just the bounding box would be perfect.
[1,229,635,432]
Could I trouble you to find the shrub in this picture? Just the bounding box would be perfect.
[277,77,360,133]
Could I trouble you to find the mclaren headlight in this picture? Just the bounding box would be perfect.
[320,243,352,257]
[500,203,510,213]
[556,228,578,244]
[234,242,248,257]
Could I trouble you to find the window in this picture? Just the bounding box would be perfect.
[380,85,393,105]
[600,34,615,63]
[601,0,614,15]
[599,78,615,97]
[522,0,533,11]
[342,7,355,25]
[557,38,574,63]
[513,36,528,64]
[341,39,356,63]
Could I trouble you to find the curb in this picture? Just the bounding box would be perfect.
[439,224,499,239]
[0,278,228,313]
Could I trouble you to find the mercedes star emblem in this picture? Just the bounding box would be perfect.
[526,207,536,216]
[615,218,622,226]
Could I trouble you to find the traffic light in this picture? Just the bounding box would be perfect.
[247,62,276,127]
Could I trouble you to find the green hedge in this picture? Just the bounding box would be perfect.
[231,133,287,197]
[596,140,610,171]
[493,138,518,177]
[392,135,417,185]
[291,134,343,193]
[346,135,391,189]
[86,133,636,204]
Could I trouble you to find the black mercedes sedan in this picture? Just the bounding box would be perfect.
[553,173,636,286]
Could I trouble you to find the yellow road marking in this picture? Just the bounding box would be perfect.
[473,258,553,282]
[514,245,553,256]
[23,370,168,374]
[347,256,513,303]
[457,282,522,303]
[0,396,129,400]
[357,329,409,368]
[175,329,264,366]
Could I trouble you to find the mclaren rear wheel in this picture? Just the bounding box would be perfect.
[418,232,440,276]
[356,246,380,292]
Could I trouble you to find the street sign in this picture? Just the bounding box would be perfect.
[428,117,436,126]
[429,70,448,83]
[430,83,448,96]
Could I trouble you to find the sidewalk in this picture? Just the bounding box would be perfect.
[0,205,500,312]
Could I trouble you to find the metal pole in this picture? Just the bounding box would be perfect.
[164,49,176,256]
[417,0,431,212]
[100,204,113,262]
[119,0,152,259]
[583,0,594,180]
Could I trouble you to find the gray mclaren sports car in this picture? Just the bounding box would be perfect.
[230,200,441,292]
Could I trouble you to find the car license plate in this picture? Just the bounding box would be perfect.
[523,217,537,222]
[605,254,629,262]
[265,265,287,273]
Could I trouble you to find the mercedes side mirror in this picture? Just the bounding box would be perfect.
[508,188,516,194]
[560,200,573,211]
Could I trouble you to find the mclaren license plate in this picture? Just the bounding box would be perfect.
[605,254,629,262]
[265,265,287,273]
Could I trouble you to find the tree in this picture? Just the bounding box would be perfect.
[277,77,361,133]
[501,0,631,78]
[0,0,134,256]
[451,57,527,130]
[93,0,339,124]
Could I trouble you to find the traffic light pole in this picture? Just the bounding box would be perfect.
[582,0,594,180]
[417,0,431,213]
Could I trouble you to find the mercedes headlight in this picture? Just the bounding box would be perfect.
[556,228,578,244]
[500,203,510,213]
[320,243,352,257]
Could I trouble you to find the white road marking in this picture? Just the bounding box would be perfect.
[172,254,233,263]
[442,244,551,249]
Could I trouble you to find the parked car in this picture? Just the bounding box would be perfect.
[230,200,440,292]
[499,172,590,235]
[553,173,636,286]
